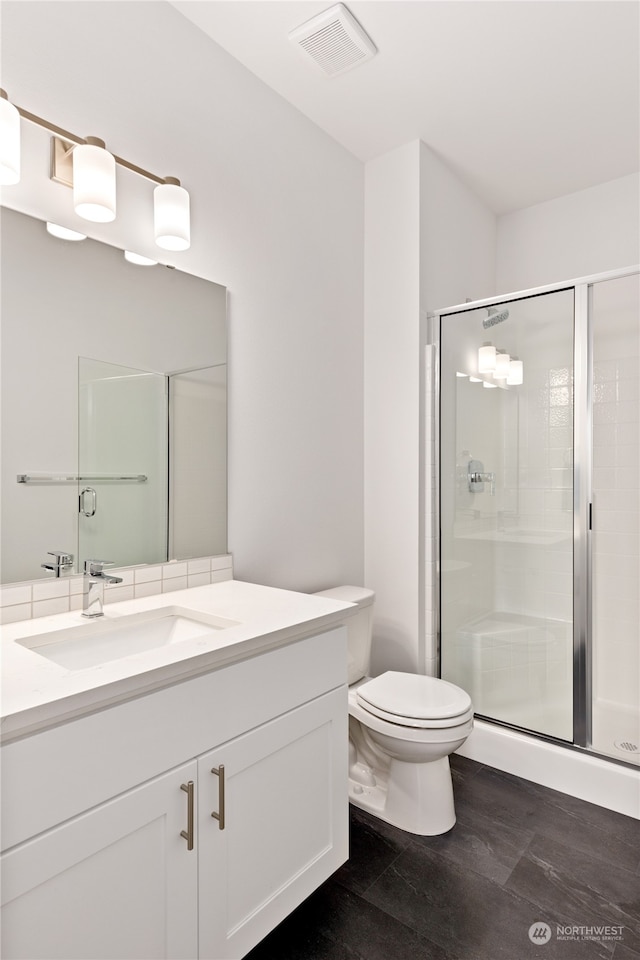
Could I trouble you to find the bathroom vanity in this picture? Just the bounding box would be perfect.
[0,581,353,960]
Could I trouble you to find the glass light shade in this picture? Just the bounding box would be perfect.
[124,250,158,266]
[482,379,498,389]
[73,140,116,223]
[456,371,468,378]
[154,181,190,251]
[478,344,496,373]
[0,95,20,185]
[507,359,524,385]
[494,351,511,379]
[469,376,482,382]
[46,222,87,242]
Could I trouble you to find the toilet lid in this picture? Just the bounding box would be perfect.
[356,672,472,721]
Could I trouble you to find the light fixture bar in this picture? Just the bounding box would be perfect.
[13,102,167,185]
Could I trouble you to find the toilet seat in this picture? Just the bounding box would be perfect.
[356,672,473,729]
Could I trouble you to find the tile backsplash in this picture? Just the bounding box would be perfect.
[0,555,233,625]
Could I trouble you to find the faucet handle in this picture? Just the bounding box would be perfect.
[83,559,114,576]
[48,551,74,565]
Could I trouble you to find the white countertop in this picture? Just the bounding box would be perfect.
[0,580,355,742]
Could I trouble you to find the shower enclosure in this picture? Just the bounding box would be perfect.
[434,266,639,766]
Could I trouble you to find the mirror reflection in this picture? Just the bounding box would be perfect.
[1,207,227,584]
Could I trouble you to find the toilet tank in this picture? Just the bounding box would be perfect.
[313,585,375,684]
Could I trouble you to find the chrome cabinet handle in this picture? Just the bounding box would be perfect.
[211,764,225,830]
[180,781,194,850]
[79,486,97,517]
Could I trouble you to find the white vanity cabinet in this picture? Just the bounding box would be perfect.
[1,760,200,960]
[1,626,348,960]
[199,687,345,959]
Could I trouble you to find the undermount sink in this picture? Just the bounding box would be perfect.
[17,606,239,671]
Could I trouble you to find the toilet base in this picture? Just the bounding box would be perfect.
[348,755,456,836]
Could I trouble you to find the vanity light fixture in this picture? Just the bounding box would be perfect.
[456,371,468,378]
[46,221,87,241]
[469,376,482,383]
[482,379,498,388]
[507,358,524,385]
[0,90,191,249]
[124,250,158,266]
[478,343,496,373]
[0,90,20,184]
[493,351,511,380]
[154,178,190,252]
[72,137,116,222]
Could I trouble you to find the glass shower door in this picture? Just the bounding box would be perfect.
[439,288,575,741]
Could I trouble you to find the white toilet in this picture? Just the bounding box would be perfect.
[315,586,473,836]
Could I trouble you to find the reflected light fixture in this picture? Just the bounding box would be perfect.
[478,343,496,373]
[73,137,116,222]
[0,90,20,184]
[1,90,191,250]
[482,380,498,389]
[124,250,158,266]
[46,221,87,241]
[494,351,511,380]
[507,358,524,385]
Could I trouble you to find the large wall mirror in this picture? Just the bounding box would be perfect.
[1,208,227,584]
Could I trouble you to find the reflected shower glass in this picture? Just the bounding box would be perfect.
[439,288,575,741]
[78,358,168,571]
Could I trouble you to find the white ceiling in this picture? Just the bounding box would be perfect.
[171,0,640,214]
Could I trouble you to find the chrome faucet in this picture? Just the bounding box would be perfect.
[81,559,123,618]
[41,551,74,577]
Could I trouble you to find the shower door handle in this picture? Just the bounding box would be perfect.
[79,486,97,517]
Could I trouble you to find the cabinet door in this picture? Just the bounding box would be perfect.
[198,686,348,960]
[1,760,198,960]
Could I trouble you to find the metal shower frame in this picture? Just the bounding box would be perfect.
[429,264,639,752]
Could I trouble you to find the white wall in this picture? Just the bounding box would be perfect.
[497,173,640,293]
[1,1,364,592]
[364,142,422,675]
[364,141,495,676]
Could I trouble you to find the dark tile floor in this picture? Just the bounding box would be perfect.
[246,755,640,960]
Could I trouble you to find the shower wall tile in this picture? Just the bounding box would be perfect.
[596,531,637,555]
[591,288,639,714]
[596,510,638,534]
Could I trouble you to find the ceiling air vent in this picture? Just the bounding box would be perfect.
[289,3,377,78]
